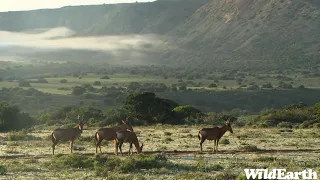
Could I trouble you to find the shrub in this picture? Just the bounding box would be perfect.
[50,154,94,170]
[277,121,293,128]
[100,75,110,79]
[94,154,169,175]
[0,164,7,175]
[208,83,217,88]
[220,138,230,145]
[60,79,68,83]
[164,132,172,136]
[71,86,86,96]
[7,130,41,141]
[18,80,31,87]
[0,102,35,131]
[93,81,102,86]
[37,78,48,83]
[240,145,261,152]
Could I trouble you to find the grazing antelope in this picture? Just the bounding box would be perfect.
[51,120,84,155]
[115,130,143,155]
[198,120,233,152]
[94,119,133,154]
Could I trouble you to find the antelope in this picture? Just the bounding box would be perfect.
[51,120,84,155]
[115,130,144,155]
[198,120,233,152]
[94,119,133,154]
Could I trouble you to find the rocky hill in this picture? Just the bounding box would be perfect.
[0,0,319,69]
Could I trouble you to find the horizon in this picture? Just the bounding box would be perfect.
[0,0,155,12]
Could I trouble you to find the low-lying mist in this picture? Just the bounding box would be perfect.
[0,27,174,64]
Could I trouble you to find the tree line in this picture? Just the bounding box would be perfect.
[1,92,319,132]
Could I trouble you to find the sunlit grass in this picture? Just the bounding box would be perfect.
[0,126,319,179]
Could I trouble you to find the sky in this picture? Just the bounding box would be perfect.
[0,0,154,12]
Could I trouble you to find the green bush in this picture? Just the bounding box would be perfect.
[277,121,293,128]
[240,145,261,152]
[0,164,7,175]
[50,154,95,170]
[172,105,204,124]
[7,130,28,141]
[0,102,35,131]
[51,154,169,176]
[18,80,31,87]
[60,79,68,83]
[220,138,230,145]
[95,154,169,175]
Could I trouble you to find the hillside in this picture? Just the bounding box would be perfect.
[165,0,320,69]
[0,0,319,69]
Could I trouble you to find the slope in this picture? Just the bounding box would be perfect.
[165,0,320,69]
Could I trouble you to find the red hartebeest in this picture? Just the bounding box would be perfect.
[198,120,233,152]
[94,119,133,154]
[115,130,143,155]
[51,120,84,155]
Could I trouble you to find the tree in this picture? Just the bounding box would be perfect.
[71,86,86,96]
[0,102,34,131]
[172,105,204,124]
[69,106,104,125]
[127,82,142,91]
[18,81,31,87]
[123,92,179,124]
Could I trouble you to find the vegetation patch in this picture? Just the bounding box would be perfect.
[240,145,261,152]
[7,130,41,141]
[50,154,95,170]
[0,164,7,175]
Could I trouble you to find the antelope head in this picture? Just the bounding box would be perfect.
[225,120,233,134]
[77,120,85,133]
[121,117,133,132]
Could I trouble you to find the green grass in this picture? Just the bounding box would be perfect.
[1,73,319,96]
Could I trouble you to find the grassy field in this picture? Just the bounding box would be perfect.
[1,73,319,95]
[0,125,319,179]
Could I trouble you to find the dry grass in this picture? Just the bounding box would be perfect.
[0,126,319,179]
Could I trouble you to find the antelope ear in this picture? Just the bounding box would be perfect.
[122,120,126,124]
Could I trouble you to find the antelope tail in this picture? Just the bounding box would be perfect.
[94,132,98,142]
[51,132,56,143]
[198,131,201,140]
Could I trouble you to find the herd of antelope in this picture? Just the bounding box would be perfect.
[50,116,233,155]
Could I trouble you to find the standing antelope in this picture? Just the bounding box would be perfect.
[95,119,133,154]
[51,120,84,155]
[198,120,233,152]
[115,130,144,155]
